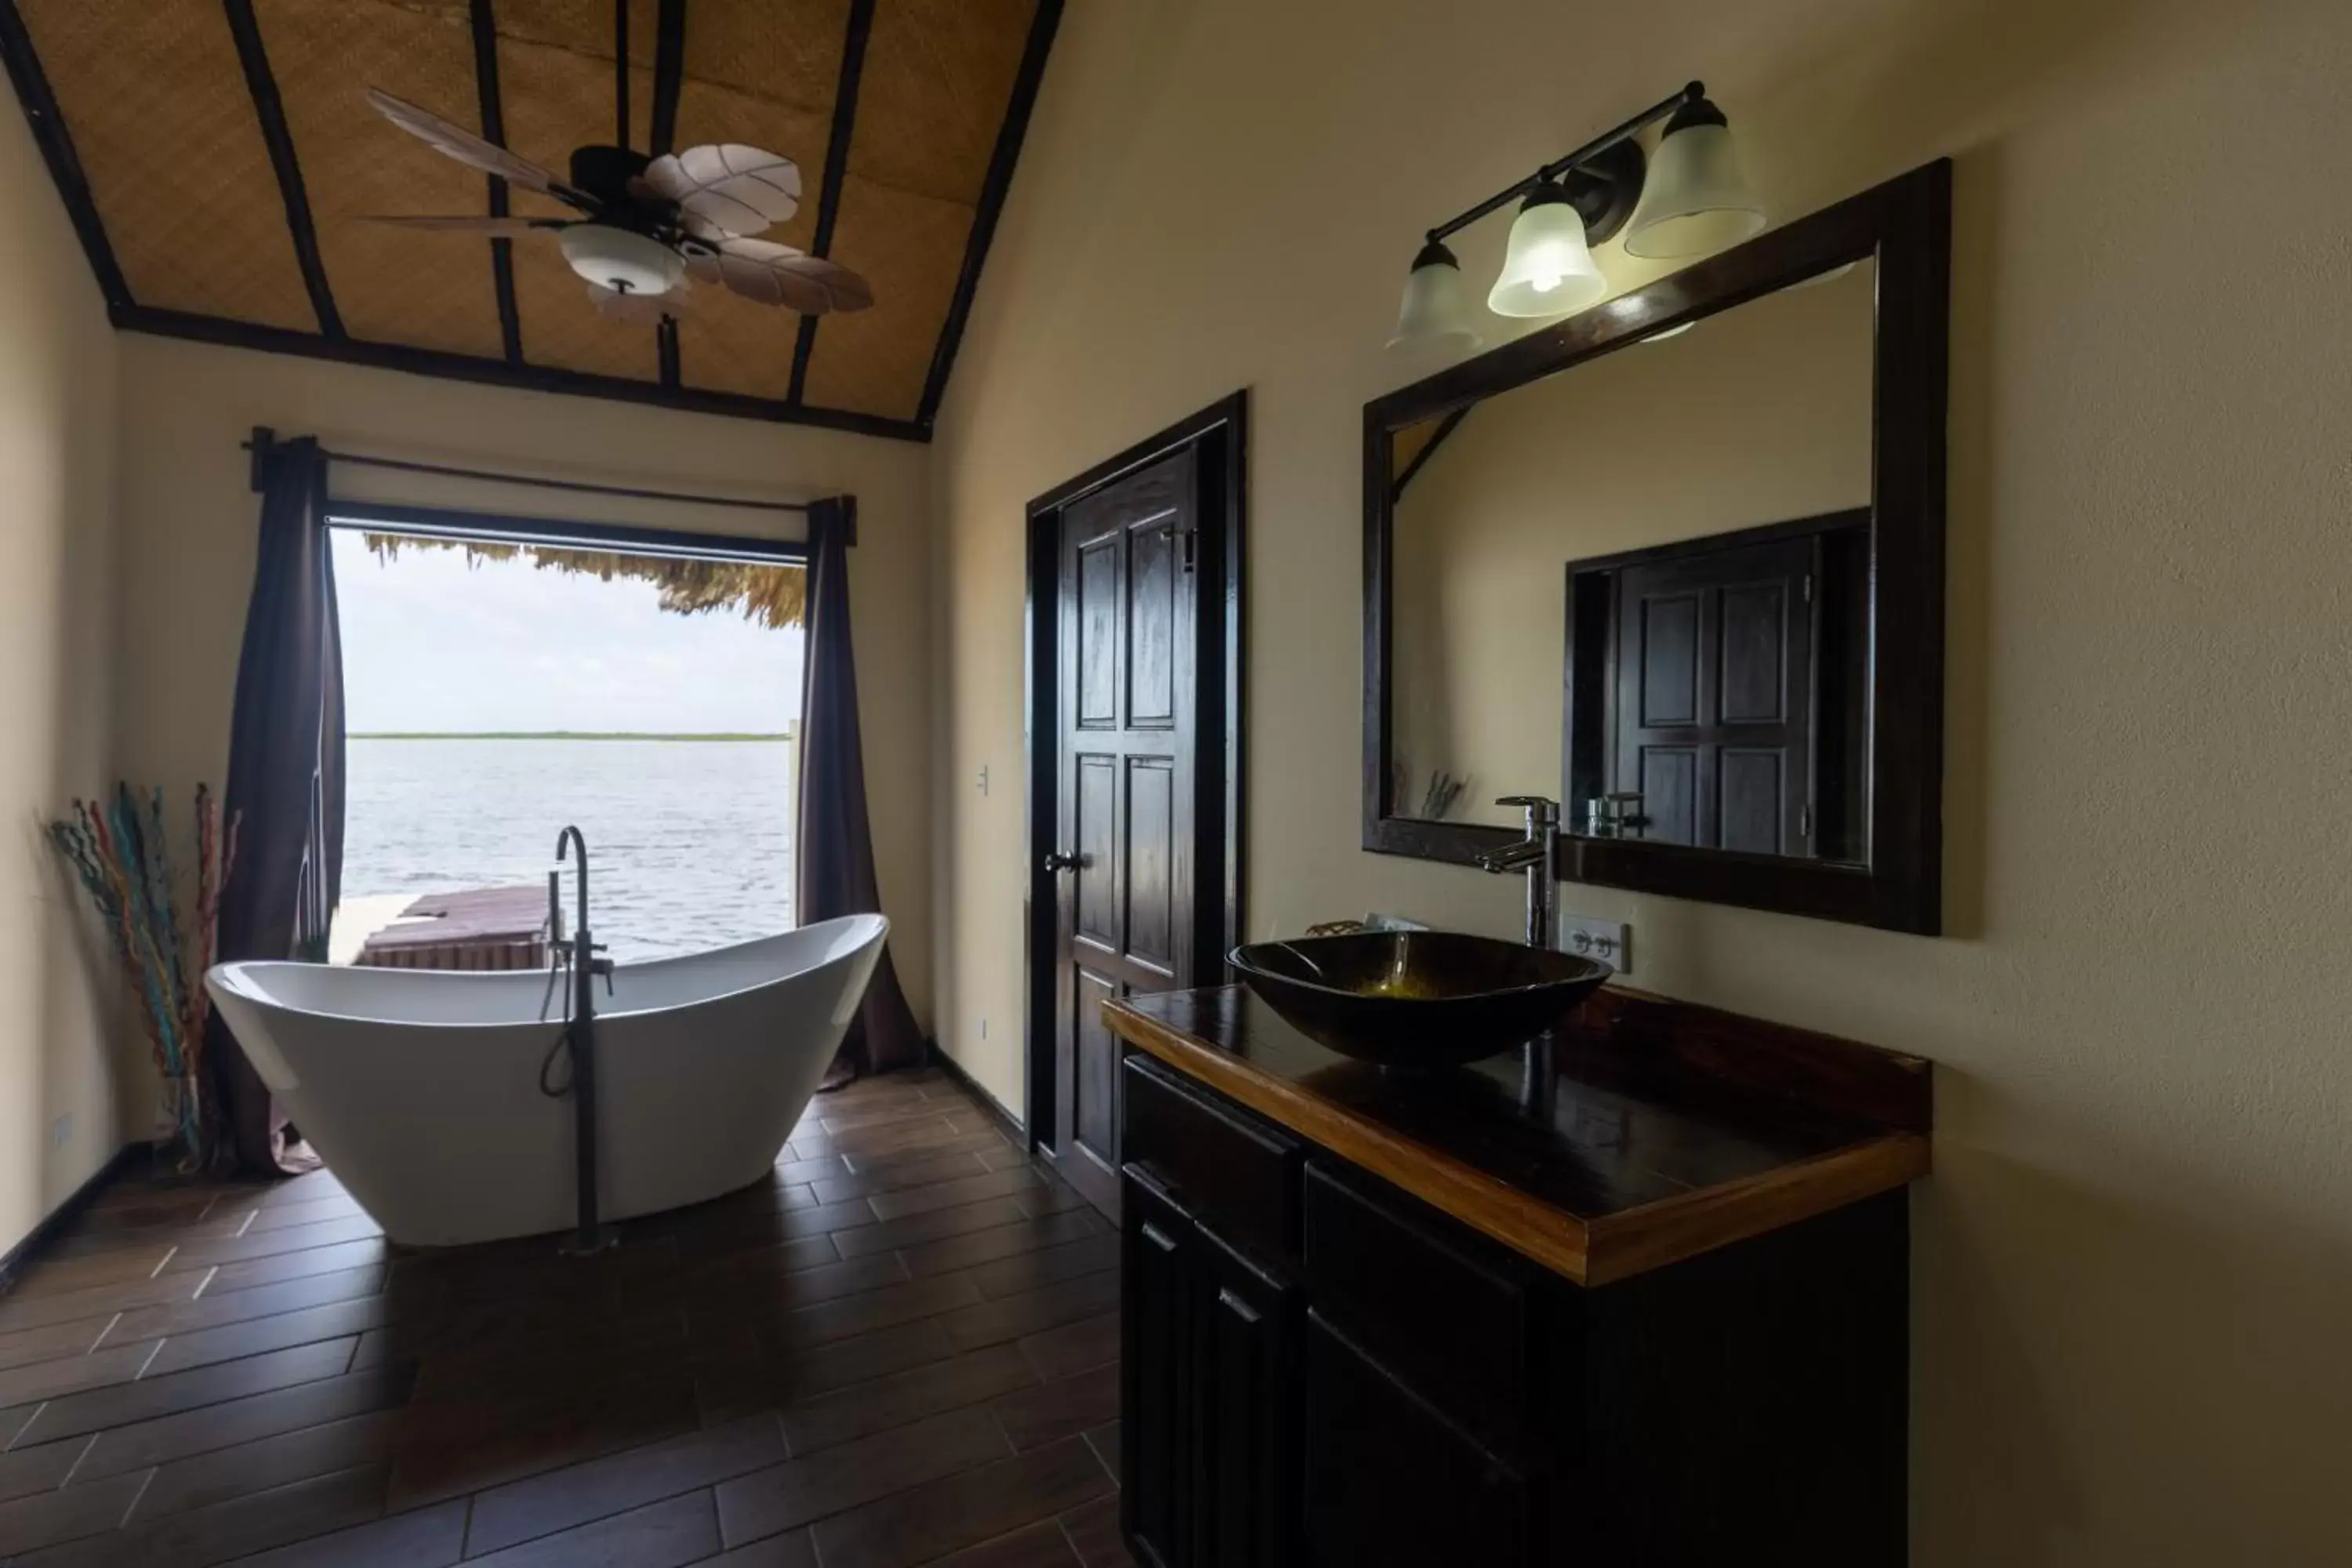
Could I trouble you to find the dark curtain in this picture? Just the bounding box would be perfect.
[797,495,926,1083]
[208,437,344,1174]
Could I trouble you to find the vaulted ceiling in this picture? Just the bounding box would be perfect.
[0,0,1061,440]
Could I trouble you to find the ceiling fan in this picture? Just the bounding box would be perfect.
[357,82,873,325]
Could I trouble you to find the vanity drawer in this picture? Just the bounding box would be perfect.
[1121,1054,1301,1265]
[1301,1161,1537,1449]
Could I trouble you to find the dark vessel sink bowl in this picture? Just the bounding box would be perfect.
[1228,931,1610,1069]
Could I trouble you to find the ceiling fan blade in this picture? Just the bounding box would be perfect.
[356,214,568,235]
[643,145,802,238]
[782,255,874,313]
[686,237,826,312]
[365,88,590,207]
[585,281,674,325]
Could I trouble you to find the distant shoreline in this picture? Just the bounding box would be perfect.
[350,731,793,742]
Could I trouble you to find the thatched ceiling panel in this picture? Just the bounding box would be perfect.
[799,175,971,419]
[253,0,505,358]
[852,0,1036,205]
[18,0,313,328]
[4,0,1061,433]
[666,0,846,397]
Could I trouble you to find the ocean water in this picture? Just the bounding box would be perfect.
[342,738,797,961]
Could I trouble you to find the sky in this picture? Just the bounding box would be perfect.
[330,530,804,733]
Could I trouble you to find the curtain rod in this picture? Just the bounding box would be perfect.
[242,426,814,514]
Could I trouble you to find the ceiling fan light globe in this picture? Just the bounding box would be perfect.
[558,225,684,297]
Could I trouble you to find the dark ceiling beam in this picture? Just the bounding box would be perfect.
[648,0,684,156]
[650,0,686,390]
[786,0,875,406]
[0,1,131,310]
[223,0,342,338]
[916,0,1062,429]
[469,0,524,365]
[114,303,932,443]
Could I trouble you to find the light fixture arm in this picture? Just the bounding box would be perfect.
[1424,81,1706,246]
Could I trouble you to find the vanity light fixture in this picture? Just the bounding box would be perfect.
[1388,81,1764,349]
[1388,239,1482,349]
[1623,96,1766,258]
[1488,184,1606,317]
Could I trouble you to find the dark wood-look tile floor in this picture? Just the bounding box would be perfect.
[0,1071,1138,1568]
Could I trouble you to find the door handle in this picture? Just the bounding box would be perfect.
[1042,851,1085,873]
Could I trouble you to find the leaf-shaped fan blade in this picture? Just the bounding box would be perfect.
[586,281,673,325]
[790,256,874,313]
[643,145,802,237]
[365,88,586,205]
[710,237,880,314]
[684,237,830,312]
[357,215,568,235]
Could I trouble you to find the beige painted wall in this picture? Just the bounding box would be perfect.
[0,102,124,1254]
[931,0,2352,1558]
[1392,259,1873,826]
[111,336,936,1065]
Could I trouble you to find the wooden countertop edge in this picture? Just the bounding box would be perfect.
[1106,1000,1594,1283]
[1578,1131,1932,1286]
[1105,1000,1933,1288]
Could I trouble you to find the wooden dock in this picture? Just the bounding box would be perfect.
[354,885,551,971]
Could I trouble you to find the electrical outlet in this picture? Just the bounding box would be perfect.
[975,764,990,797]
[1556,914,1630,975]
[50,1112,71,1150]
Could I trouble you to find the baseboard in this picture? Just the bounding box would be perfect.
[927,1041,1027,1145]
[0,1142,146,1298]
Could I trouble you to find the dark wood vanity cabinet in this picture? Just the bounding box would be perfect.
[1121,1162,1300,1568]
[1116,1050,1911,1566]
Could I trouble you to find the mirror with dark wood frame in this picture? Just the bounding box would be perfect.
[1363,160,1950,933]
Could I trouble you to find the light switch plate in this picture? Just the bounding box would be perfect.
[1556,914,1629,974]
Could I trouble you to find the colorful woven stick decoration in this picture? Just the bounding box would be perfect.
[47,783,230,1166]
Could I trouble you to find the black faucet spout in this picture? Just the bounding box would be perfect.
[554,826,590,940]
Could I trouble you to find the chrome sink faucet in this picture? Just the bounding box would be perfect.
[1477,796,1559,950]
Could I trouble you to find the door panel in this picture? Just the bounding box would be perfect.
[1054,452,1200,1218]
[1075,755,1119,948]
[1074,967,1123,1186]
[1126,758,1176,975]
[1129,515,1178,727]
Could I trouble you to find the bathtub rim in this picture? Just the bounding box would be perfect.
[205,911,890,1031]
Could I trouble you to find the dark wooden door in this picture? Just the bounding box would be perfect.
[1053,453,1200,1215]
[1613,534,1817,855]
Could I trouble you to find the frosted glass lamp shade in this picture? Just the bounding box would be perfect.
[1486,187,1605,318]
[558,223,687,295]
[1624,100,1766,260]
[1388,240,1481,350]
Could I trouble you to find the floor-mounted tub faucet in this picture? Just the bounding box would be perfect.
[553,826,615,1254]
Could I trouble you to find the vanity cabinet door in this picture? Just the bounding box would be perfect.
[1301,1310,1529,1568]
[1196,1229,1298,1568]
[1123,1169,1196,1568]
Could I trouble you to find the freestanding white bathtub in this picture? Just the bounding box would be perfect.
[205,914,889,1247]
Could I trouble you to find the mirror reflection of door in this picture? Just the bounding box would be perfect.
[1583,512,1866,859]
